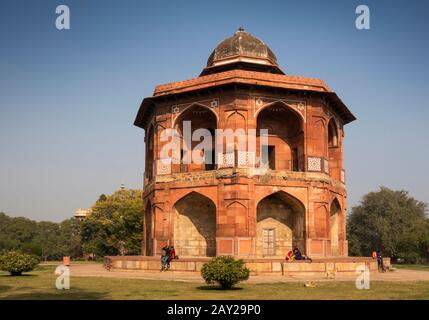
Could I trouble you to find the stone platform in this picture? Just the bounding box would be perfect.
[104,256,391,276]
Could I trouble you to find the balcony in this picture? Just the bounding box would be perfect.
[143,165,345,191]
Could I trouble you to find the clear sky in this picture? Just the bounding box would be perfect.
[1,0,428,222]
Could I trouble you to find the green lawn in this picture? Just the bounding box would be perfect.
[392,264,429,272]
[39,260,101,265]
[1,265,429,300]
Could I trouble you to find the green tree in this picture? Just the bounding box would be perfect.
[347,187,429,263]
[33,221,62,261]
[58,218,83,258]
[0,213,83,260]
[0,212,39,253]
[81,189,143,257]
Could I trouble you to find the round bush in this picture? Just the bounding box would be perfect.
[201,256,250,289]
[0,251,39,276]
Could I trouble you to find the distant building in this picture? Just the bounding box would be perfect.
[74,208,92,220]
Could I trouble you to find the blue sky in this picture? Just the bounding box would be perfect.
[0,0,428,221]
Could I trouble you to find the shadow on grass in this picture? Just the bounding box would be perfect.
[196,285,243,291]
[0,274,38,278]
[0,285,12,292]
[2,289,108,300]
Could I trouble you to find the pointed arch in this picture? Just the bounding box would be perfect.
[173,191,216,257]
[255,100,305,126]
[329,197,341,256]
[225,111,246,129]
[256,191,306,257]
[256,102,304,171]
[173,103,219,129]
[314,204,329,239]
[172,104,217,172]
[173,190,216,207]
[257,191,305,213]
[146,123,155,181]
[331,195,342,210]
[328,117,339,147]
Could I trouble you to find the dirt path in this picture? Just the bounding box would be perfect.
[67,263,429,284]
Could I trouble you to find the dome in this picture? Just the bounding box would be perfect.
[201,28,284,75]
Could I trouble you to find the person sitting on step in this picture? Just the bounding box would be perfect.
[286,249,295,261]
[161,245,171,271]
[293,247,312,263]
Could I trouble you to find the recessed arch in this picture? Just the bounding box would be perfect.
[256,191,306,257]
[257,190,306,212]
[146,123,155,181]
[173,103,219,129]
[255,100,305,126]
[256,102,304,171]
[314,204,329,239]
[328,117,339,147]
[172,104,217,172]
[173,189,217,207]
[330,198,341,256]
[225,110,246,128]
[173,191,216,257]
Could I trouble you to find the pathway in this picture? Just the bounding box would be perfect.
[67,263,429,284]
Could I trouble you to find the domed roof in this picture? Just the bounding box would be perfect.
[201,28,284,75]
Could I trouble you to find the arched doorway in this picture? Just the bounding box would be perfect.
[256,103,304,171]
[173,192,216,257]
[174,105,217,172]
[328,118,338,148]
[328,118,340,178]
[330,198,341,256]
[256,191,305,258]
[144,201,153,256]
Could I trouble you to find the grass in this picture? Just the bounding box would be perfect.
[1,265,429,300]
[392,264,429,272]
[39,260,101,265]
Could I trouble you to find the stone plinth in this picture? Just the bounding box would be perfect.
[104,256,390,276]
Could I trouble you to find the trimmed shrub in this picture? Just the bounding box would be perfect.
[201,256,250,289]
[0,251,39,276]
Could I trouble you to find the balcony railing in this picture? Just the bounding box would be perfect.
[143,155,344,187]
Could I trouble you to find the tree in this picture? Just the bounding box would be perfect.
[58,218,83,258]
[347,187,429,263]
[0,212,83,260]
[80,189,143,257]
[0,212,39,254]
[33,221,62,261]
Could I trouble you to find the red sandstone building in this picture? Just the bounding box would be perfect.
[134,28,356,259]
